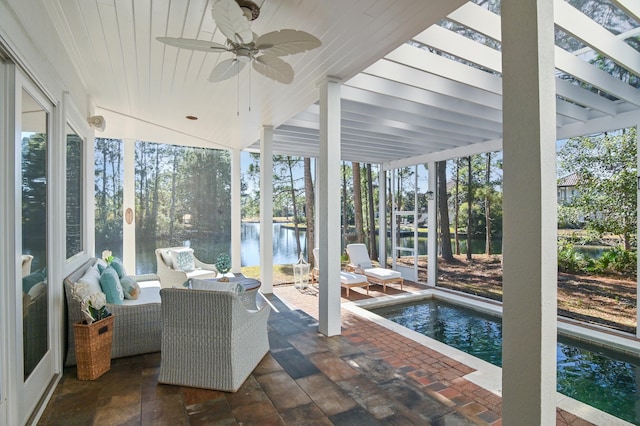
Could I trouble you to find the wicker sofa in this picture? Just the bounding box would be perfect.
[63,258,162,367]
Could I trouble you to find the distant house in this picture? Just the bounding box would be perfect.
[558,173,580,205]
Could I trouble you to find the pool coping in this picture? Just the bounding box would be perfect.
[343,287,636,426]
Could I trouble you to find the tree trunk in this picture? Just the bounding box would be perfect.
[151,144,160,235]
[342,162,348,249]
[353,162,365,243]
[485,153,492,255]
[455,159,460,255]
[286,156,302,256]
[169,149,179,240]
[466,156,472,261]
[304,157,315,262]
[438,161,454,262]
[366,164,378,259]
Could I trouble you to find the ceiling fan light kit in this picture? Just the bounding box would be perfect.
[156,0,321,84]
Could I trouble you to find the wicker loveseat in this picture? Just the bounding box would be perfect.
[63,258,162,366]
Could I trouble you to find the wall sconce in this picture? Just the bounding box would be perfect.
[426,191,435,201]
[87,115,106,132]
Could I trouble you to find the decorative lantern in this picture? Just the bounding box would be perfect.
[293,252,310,289]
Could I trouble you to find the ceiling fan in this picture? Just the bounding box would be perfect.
[157,0,322,84]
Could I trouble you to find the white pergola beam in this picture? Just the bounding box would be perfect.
[555,46,640,107]
[365,58,502,110]
[555,0,640,78]
[384,44,503,96]
[414,24,502,73]
[447,2,501,41]
[613,0,640,21]
[383,139,503,170]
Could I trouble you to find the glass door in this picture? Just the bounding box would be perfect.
[16,70,56,422]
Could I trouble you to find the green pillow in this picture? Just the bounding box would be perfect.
[120,275,141,300]
[99,266,124,304]
[110,257,126,278]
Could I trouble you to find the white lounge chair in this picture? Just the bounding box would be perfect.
[346,243,403,292]
[313,248,369,297]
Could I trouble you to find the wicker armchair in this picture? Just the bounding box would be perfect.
[155,247,218,288]
[158,287,270,392]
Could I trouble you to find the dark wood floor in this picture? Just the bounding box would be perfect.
[38,292,479,425]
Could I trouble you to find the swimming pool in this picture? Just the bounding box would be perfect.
[369,298,640,425]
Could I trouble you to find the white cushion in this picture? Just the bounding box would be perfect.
[186,269,217,280]
[159,249,173,269]
[346,244,373,269]
[340,272,367,284]
[122,280,161,305]
[77,264,102,295]
[363,267,401,280]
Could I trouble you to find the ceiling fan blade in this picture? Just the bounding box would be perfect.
[209,58,246,82]
[156,37,229,52]
[211,0,253,45]
[255,30,322,56]
[253,55,294,84]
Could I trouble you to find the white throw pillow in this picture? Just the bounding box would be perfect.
[77,264,102,295]
[160,249,173,269]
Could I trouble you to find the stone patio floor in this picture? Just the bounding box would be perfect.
[37,280,593,425]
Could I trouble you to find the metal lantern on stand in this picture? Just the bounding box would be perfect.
[293,252,310,289]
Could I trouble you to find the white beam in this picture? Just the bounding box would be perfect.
[260,126,274,293]
[318,78,341,337]
[501,0,557,423]
[231,149,241,273]
[448,2,501,41]
[555,46,640,107]
[383,139,503,170]
[613,0,640,21]
[427,161,437,286]
[555,0,640,78]
[122,139,136,273]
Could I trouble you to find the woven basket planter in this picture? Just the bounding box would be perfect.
[73,314,115,380]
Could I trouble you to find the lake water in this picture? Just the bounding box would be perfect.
[102,222,507,274]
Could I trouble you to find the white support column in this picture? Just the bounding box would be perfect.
[318,78,341,337]
[122,139,136,273]
[260,126,274,293]
[378,167,387,268]
[501,0,557,424]
[427,161,437,286]
[231,149,242,273]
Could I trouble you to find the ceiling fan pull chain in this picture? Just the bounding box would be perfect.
[248,64,252,112]
[237,60,240,116]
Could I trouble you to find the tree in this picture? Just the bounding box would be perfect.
[304,157,315,262]
[558,128,637,250]
[437,161,454,262]
[353,162,365,243]
[366,164,378,259]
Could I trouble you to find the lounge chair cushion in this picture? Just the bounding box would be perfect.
[340,272,368,284]
[363,267,401,281]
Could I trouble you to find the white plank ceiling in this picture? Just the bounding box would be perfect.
[44,0,640,167]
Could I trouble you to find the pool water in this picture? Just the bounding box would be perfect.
[370,299,640,425]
